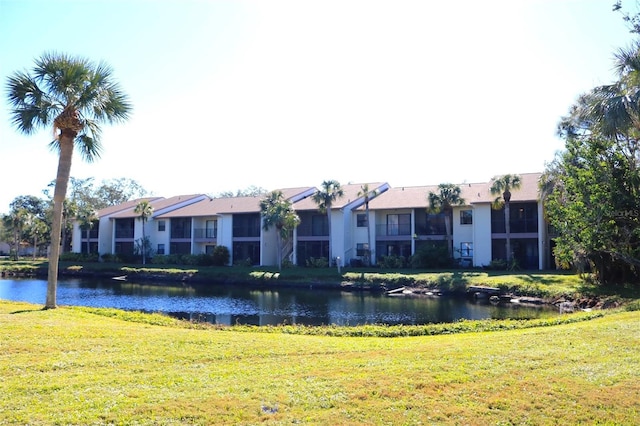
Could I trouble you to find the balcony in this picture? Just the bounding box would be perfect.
[233,225,260,238]
[296,223,328,237]
[376,224,412,237]
[194,228,217,240]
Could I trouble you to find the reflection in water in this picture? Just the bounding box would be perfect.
[0,278,560,326]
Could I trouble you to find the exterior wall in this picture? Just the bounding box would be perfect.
[153,218,170,255]
[472,204,493,267]
[216,214,234,264]
[260,225,278,266]
[452,206,474,264]
[537,202,548,269]
[330,208,345,266]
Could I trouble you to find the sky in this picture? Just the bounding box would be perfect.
[0,0,636,214]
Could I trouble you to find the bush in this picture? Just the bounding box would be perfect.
[409,243,452,268]
[379,255,406,269]
[306,257,329,268]
[211,246,230,266]
[60,252,100,262]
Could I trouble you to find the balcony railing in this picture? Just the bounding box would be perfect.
[194,228,217,239]
[170,229,192,239]
[233,226,260,238]
[375,224,412,237]
[115,228,134,239]
[296,223,329,237]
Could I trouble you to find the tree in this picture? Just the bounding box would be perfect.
[312,180,344,265]
[77,206,98,255]
[25,215,49,260]
[95,178,148,207]
[427,183,465,259]
[490,174,522,264]
[214,185,268,198]
[260,190,300,270]
[134,200,154,265]
[357,184,378,266]
[2,208,29,260]
[544,134,640,285]
[7,52,131,308]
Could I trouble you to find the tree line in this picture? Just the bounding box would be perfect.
[540,2,640,286]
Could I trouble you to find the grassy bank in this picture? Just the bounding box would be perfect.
[1,300,638,425]
[2,258,633,301]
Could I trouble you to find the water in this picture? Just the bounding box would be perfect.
[0,278,560,326]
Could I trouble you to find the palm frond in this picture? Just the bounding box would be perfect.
[74,134,103,163]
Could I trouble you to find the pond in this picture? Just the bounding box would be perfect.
[0,278,561,326]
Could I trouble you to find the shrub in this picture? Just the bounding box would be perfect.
[410,243,452,268]
[211,246,230,266]
[306,257,329,268]
[379,255,406,269]
[60,252,100,262]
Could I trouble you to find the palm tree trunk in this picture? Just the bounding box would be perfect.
[276,231,282,271]
[505,201,511,263]
[141,221,146,265]
[365,203,372,266]
[326,208,333,264]
[444,212,453,258]
[46,136,74,309]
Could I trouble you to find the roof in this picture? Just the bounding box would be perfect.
[293,182,388,211]
[107,194,205,219]
[365,173,542,210]
[156,187,318,218]
[96,197,162,218]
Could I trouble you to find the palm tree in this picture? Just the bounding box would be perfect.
[77,207,98,255]
[27,216,49,260]
[427,183,465,259]
[6,52,131,308]
[357,184,378,266]
[490,174,522,264]
[312,180,344,265]
[559,41,640,141]
[134,200,154,265]
[260,190,300,270]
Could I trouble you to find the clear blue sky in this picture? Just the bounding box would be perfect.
[0,0,635,213]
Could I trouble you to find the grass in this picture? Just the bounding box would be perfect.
[1,300,639,425]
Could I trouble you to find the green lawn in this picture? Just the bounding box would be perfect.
[1,300,638,425]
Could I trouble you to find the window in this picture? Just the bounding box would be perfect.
[460,210,473,225]
[387,214,411,235]
[158,220,166,232]
[356,243,369,256]
[357,213,367,227]
[460,242,473,257]
[206,220,217,238]
[157,244,165,255]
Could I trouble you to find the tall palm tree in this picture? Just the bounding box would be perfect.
[6,52,131,308]
[134,200,154,265]
[27,216,49,260]
[260,190,300,270]
[490,174,522,264]
[77,207,98,255]
[312,180,344,265]
[560,41,640,141]
[427,183,465,259]
[357,183,378,266]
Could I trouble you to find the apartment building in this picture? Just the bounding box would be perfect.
[72,173,551,269]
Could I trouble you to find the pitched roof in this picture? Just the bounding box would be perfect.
[96,197,162,218]
[108,194,205,219]
[156,187,318,218]
[294,182,388,211]
[365,173,542,210]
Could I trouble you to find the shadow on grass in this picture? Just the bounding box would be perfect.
[10,308,43,315]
